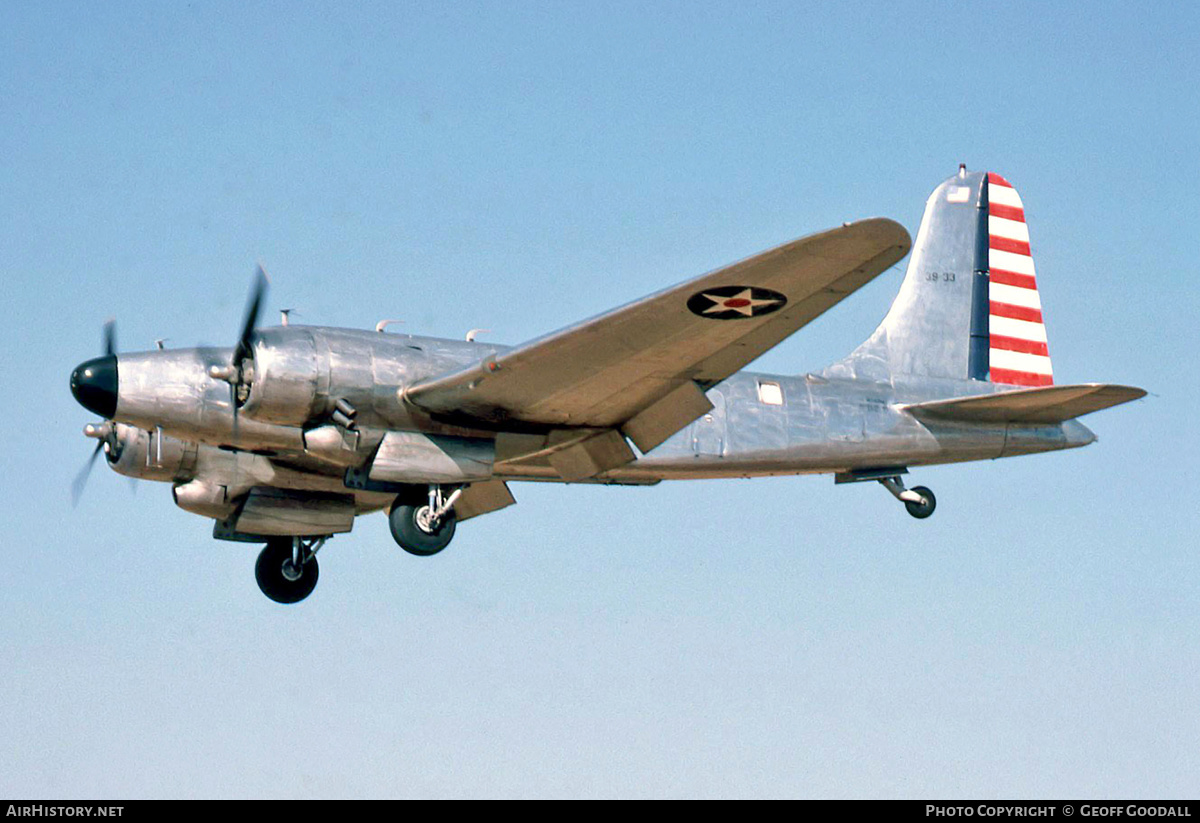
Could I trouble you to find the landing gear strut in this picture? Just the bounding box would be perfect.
[880,477,937,519]
[389,485,460,556]
[255,536,326,603]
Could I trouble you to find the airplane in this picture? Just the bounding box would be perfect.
[69,167,1145,603]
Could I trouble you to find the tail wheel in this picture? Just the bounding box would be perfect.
[904,486,936,519]
[255,537,319,603]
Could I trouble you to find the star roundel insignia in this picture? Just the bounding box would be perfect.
[686,285,788,320]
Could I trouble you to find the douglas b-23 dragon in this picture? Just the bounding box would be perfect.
[69,168,1145,603]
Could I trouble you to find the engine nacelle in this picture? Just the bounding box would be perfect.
[107,423,197,482]
[173,479,234,520]
[240,330,324,426]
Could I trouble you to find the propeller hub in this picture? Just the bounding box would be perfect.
[70,355,118,419]
[83,422,113,440]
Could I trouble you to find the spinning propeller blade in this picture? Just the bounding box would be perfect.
[72,322,121,506]
[234,265,268,369]
[103,319,117,358]
[71,440,104,508]
[211,266,269,443]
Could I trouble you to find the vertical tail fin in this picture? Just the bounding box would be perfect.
[832,166,1053,386]
[985,173,1053,386]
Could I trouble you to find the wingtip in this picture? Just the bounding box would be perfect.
[1090,383,1149,402]
[841,216,913,253]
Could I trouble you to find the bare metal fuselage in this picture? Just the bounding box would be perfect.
[104,324,1093,517]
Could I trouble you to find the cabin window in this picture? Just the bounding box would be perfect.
[757,380,783,406]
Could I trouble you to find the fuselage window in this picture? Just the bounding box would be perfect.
[757,380,784,406]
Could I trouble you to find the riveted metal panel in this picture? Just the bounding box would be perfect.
[368,431,495,485]
[233,487,355,536]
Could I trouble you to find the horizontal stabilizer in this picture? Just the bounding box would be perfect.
[904,383,1146,424]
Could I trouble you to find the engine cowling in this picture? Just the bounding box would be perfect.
[107,423,196,482]
[239,331,324,426]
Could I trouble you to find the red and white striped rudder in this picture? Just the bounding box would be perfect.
[987,172,1053,386]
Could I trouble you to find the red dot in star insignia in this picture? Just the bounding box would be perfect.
[723,298,751,307]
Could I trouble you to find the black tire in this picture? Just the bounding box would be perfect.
[255,538,319,603]
[389,501,457,556]
[904,486,936,519]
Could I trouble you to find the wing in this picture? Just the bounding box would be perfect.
[406,218,911,451]
[904,383,1147,424]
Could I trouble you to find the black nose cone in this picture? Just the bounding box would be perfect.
[70,355,118,418]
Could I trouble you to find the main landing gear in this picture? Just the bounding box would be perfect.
[879,476,937,519]
[255,536,326,603]
[389,485,461,556]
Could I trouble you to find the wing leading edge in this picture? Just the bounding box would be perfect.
[405,218,911,453]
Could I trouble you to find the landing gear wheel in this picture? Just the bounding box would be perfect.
[390,502,457,556]
[904,486,936,519]
[255,538,319,603]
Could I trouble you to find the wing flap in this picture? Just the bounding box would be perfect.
[455,480,516,522]
[406,218,911,433]
[904,383,1146,424]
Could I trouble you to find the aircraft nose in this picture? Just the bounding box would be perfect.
[70,355,118,418]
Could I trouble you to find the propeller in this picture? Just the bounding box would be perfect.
[71,422,122,507]
[71,316,120,507]
[72,319,121,506]
[71,438,105,507]
[209,265,269,442]
[103,318,116,358]
[235,265,268,369]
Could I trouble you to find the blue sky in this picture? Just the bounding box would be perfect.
[2,0,1197,798]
